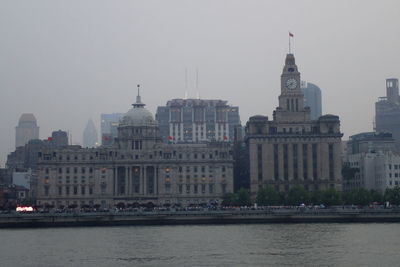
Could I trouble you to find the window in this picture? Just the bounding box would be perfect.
[209,184,214,194]
[194,185,198,194]
[221,184,227,194]
[165,183,171,192]
[186,185,190,194]
[73,186,78,195]
[58,187,62,196]
[81,186,85,195]
[44,186,49,196]
[66,186,70,195]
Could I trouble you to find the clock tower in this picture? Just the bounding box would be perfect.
[275,53,310,122]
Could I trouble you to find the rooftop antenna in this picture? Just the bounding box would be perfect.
[184,68,188,99]
[196,67,200,99]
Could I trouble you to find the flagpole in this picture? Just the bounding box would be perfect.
[288,32,291,54]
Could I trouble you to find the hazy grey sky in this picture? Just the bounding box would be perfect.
[1,0,400,166]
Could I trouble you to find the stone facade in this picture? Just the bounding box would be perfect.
[246,54,343,197]
[36,92,233,208]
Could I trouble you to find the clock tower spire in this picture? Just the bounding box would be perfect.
[274,53,311,122]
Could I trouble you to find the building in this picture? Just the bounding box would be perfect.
[301,81,322,120]
[375,78,400,150]
[51,130,68,147]
[346,132,396,156]
[7,130,69,173]
[36,92,234,208]
[246,53,343,197]
[344,132,398,192]
[100,113,124,145]
[15,113,39,148]
[156,99,241,143]
[83,119,98,148]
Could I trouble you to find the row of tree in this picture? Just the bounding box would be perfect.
[222,186,400,207]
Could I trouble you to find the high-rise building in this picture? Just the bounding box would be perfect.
[246,53,343,196]
[301,81,322,120]
[100,113,124,145]
[83,119,98,148]
[375,78,400,149]
[15,113,39,148]
[156,99,241,143]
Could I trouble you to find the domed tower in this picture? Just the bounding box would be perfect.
[117,85,162,150]
[15,113,39,148]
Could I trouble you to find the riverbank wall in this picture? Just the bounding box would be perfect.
[1,210,400,228]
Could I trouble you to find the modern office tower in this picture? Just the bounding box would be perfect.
[156,99,241,143]
[246,53,343,196]
[15,113,39,148]
[100,113,124,145]
[301,81,322,120]
[375,78,400,149]
[36,92,234,208]
[83,119,98,148]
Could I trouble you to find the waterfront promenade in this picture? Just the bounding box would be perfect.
[1,207,400,228]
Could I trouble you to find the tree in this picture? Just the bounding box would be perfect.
[222,193,238,206]
[321,188,341,206]
[384,187,400,205]
[343,188,371,206]
[310,190,323,205]
[342,165,359,181]
[256,186,281,206]
[286,186,310,206]
[236,188,252,206]
[370,190,383,203]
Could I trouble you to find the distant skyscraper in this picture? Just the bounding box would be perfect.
[375,78,400,149]
[100,113,124,145]
[15,113,39,148]
[83,119,98,148]
[156,99,241,143]
[301,81,322,120]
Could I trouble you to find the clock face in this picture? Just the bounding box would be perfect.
[286,78,297,89]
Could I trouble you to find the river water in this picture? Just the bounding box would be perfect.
[1,223,399,266]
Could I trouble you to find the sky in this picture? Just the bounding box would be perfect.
[0,0,400,167]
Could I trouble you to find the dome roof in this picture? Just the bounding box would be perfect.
[120,87,157,127]
[121,107,156,126]
[19,113,37,123]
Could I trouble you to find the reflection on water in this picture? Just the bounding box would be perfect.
[1,223,400,266]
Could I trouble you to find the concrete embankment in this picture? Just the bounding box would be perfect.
[1,210,400,228]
